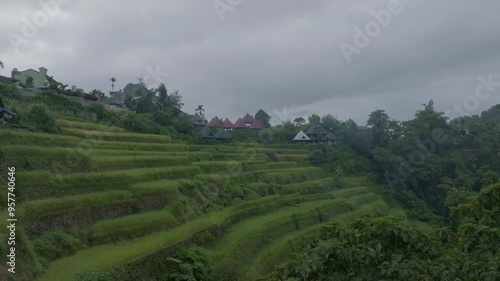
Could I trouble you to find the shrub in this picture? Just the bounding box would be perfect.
[165,247,214,281]
[0,83,22,100]
[110,110,161,134]
[33,229,85,263]
[21,104,61,133]
[33,91,84,113]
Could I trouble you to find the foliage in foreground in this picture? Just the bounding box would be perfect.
[267,182,500,281]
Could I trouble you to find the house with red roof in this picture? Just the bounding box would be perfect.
[222,118,234,129]
[207,116,221,128]
[206,113,264,131]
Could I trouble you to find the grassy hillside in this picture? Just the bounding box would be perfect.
[0,116,404,281]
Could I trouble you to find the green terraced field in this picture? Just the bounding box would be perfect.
[0,118,404,281]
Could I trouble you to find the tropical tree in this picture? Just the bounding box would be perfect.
[25,76,34,89]
[321,114,342,132]
[367,109,391,147]
[293,117,305,127]
[308,114,321,124]
[269,182,500,281]
[255,109,271,128]
[196,105,205,117]
[90,89,105,99]
[110,77,116,92]
[166,90,184,111]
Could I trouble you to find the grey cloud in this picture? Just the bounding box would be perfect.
[0,0,499,124]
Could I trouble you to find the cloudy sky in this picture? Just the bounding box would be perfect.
[1,0,499,124]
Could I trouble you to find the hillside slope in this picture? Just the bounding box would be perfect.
[0,118,403,281]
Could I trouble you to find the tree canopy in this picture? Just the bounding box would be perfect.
[255,109,271,128]
[268,182,500,281]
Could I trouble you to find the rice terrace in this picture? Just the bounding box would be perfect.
[1,1,500,281]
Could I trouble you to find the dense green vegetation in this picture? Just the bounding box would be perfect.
[267,183,500,281]
[0,82,498,281]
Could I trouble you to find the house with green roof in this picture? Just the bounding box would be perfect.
[199,126,214,139]
[305,122,328,141]
[293,123,338,144]
[214,127,232,141]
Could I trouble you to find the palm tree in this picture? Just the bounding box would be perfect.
[90,89,105,99]
[195,105,205,117]
[110,77,116,92]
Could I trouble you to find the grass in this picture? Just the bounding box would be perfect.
[2,120,395,281]
[211,191,377,257]
[35,195,304,281]
[210,199,345,255]
[211,193,385,280]
[280,177,339,194]
[245,200,395,280]
[17,166,202,200]
[0,130,188,151]
[267,162,298,169]
[89,210,178,245]
[56,119,125,132]
[61,128,173,143]
[0,145,93,173]
[127,179,180,197]
[274,154,310,162]
[18,191,135,219]
[91,156,190,171]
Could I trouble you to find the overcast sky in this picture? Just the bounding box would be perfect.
[1,0,499,125]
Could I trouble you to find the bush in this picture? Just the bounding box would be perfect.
[88,102,110,122]
[33,91,84,113]
[0,83,22,100]
[33,229,85,263]
[110,110,162,134]
[21,104,61,133]
[165,247,214,281]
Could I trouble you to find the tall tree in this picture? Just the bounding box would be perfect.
[321,114,342,132]
[367,109,391,147]
[293,117,305,127]
[308,114,321,124]
[255,109,271,128]
[196,105,205,117]
[158,83,168,106]
[110,77,116,92]
[165,90,183,113]
[0,60,3,68]
[25,76,34,89]
[90,89,105,99]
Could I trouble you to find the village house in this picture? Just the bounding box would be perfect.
[293,123,338,144]
[191,113,207,127]
[206,113,263,130]
[0,75,17,84]
[199,125,232,141]
[11,67,49,89]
